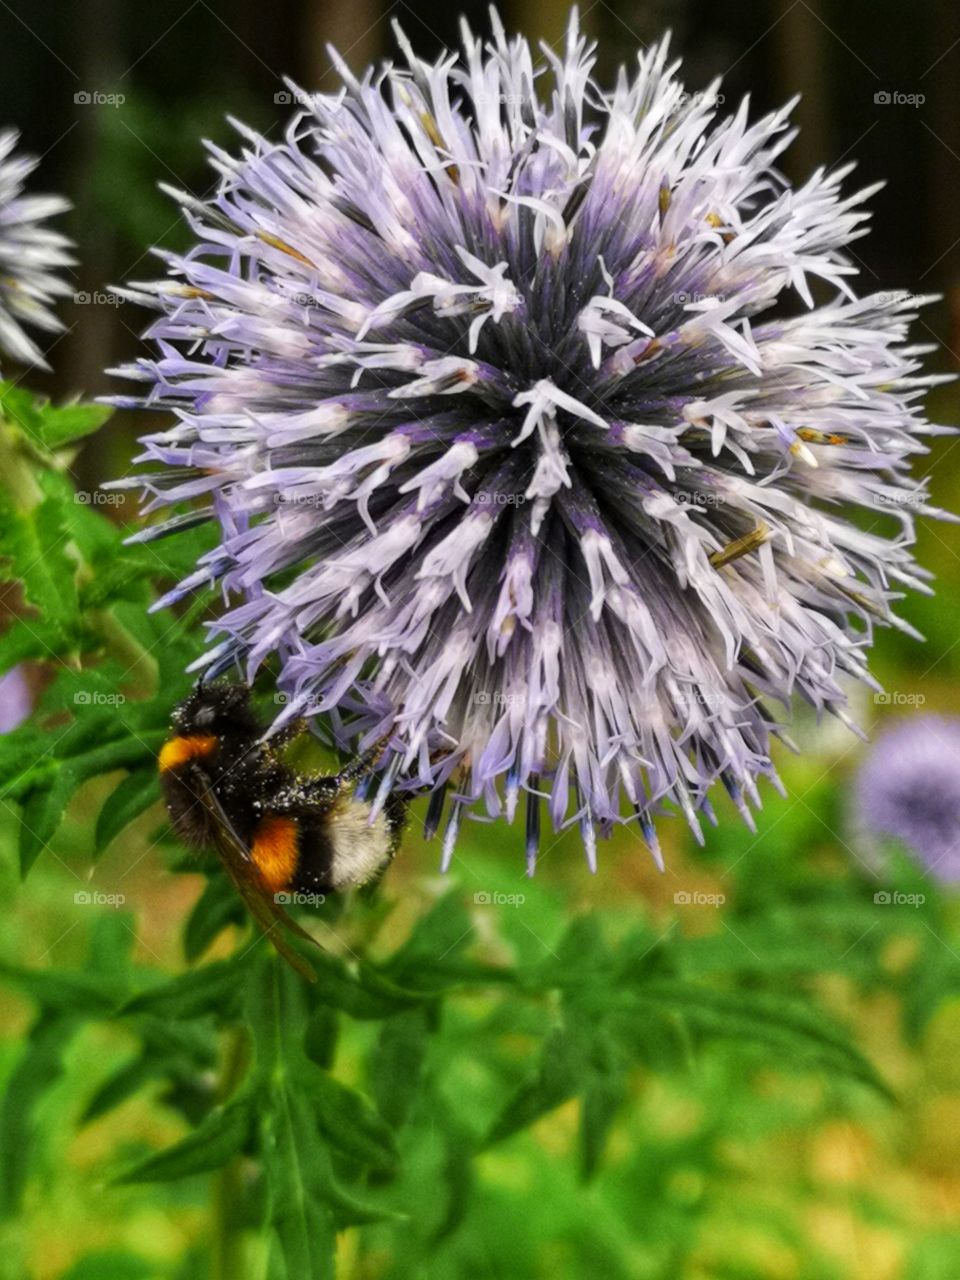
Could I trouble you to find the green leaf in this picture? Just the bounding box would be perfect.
[0,472,78,635]
[0,616,81,671]
[183,873,245,963]
[249,959,336,1280]
[94,768,159,855]
[303,1006,338,1071]
[383,890,474,990]
[19,766,83,875]
[622,980,892,1096]
[59,1251,157,1280]
[309,950,427,1020]
[262,1086,337,1280]
[370,1008,430,1128]
[485,1024,584,1147]
[81,1056,160,1126]
[0,1012,77,1216]
[121,955,250,1022]
[0,382,111,451]
[578,1029,628,1181]
[301,1067,397,1171]
[0,962,122,1017]
[116,1094,255,1183]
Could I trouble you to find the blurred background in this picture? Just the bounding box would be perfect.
[2,1,960,1278]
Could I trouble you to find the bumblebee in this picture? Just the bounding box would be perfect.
[159,682,403,978]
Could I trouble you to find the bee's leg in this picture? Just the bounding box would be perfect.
[264,717,309,752]
[384,792,408,855]
[268,774,340,815]
[334,733,394,792]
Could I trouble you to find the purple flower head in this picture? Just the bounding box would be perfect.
[854,716,960,882]
[111,10,951,872]
[0,130,72,369]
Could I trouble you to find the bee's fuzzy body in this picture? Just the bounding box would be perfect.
[160,683,402,901]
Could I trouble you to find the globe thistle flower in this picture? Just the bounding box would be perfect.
[0,130,72,369]
[854,716,960,882]
[111,10,951,872]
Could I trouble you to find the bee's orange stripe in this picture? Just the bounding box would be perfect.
[250,815,300,894]
[158,734,219,773]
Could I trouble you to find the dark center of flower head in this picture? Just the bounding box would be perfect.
[113,11,948,870]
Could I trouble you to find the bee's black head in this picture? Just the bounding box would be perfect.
[172,682,261,738]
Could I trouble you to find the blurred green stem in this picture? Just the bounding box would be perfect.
[213,1025,250,1280]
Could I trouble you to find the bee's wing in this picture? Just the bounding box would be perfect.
[192,777,319,983]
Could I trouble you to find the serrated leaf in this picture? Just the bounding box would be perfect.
[0,382,111,451]
[0,471,78,629]
[0,617,81,671]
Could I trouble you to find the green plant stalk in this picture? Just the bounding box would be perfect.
[213,1023,251,1280]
